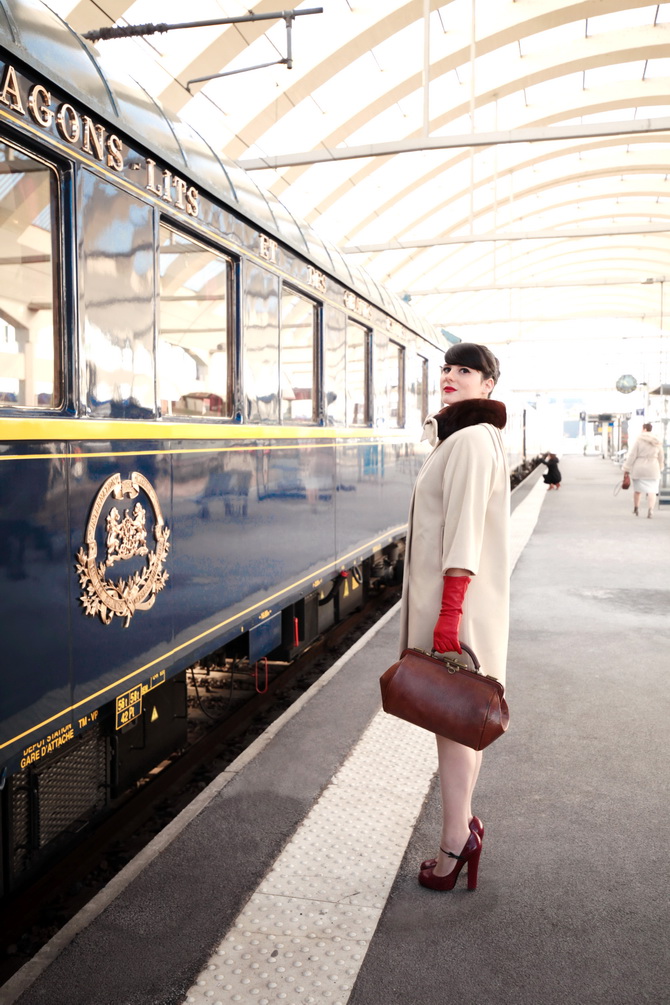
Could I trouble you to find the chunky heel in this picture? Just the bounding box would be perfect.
[466,842,482,891]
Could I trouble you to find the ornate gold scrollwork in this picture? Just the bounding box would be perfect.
[76,472,170,628]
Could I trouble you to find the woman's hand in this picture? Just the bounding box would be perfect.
[433,573,471,654]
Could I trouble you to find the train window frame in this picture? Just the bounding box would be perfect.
[388,339,406,428]
[345,318,371,427]
[157,220,236,421]
[279,283,320,426]
[427,356,442,415]
[0,135,65,413]
[417,353,429,419]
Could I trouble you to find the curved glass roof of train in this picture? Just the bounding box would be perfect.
[13,0,670,389]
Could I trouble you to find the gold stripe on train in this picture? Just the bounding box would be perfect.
[0,417,417,442]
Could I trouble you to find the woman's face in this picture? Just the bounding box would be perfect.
[440,364,494,405]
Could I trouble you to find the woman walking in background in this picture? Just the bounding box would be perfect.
[623,423,664,518]
[398,342,510,892]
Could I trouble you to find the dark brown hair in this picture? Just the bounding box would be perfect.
[443,342,501,385]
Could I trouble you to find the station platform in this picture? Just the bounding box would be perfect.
[2,455,668,1005]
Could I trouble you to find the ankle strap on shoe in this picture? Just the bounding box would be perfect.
[440,846,466,861]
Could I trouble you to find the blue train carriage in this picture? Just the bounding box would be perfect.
[0,0,447,893]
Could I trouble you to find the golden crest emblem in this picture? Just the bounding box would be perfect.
[76,472,170,627]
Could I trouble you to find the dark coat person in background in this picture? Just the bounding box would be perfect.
[541,453,561,490]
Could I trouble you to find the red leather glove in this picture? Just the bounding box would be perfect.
[433,575,471,654]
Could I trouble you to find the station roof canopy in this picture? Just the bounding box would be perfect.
[35,2,670,385]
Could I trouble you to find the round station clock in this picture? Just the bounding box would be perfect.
[616,374,637,394]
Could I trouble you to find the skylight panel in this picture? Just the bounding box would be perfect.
[308,57,382,125]
[433,113,473,135]
[370,18,423,75]
[643,57,670,78]
[587,6,658,34]
[524,75,584,108]
[634,104,670,118]
[580,108,638,123]
[489,91,529,130]
[257,102,333,157]
[345,94,423,148]
[519,20,585,57]
[474,42,522,89]
[437,0,473,33]
[586,62,646,88]
[467,102,498,132]
[279,163,371,226]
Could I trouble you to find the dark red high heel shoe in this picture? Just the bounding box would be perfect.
[418,830,482,892]
[420,815,484,871]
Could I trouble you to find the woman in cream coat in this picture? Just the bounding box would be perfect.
[399,342,509,892]
[622,423,664,518]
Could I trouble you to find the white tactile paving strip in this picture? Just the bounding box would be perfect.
[183,480,548,1005]
[183,713,437,1004]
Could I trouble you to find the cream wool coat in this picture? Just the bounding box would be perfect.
[398,415,510,685]
[622,432,664,480]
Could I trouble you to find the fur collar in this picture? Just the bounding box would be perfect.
[422,397,507,446]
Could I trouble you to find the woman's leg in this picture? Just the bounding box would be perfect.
[467,749,483,818]
[633,490,641,512]
[433,735,480,877]
[647,492,656,514]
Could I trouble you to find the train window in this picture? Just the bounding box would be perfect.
[81,172,154,417]
[0,141,60,409]
[428,358,442,414]
[417,354,429,418]
[244,264,279,423]
[388,341,406,427]
[158,225,232,418]
[280,287,317,424]
[346,320,370,426]
[324,307,346,426]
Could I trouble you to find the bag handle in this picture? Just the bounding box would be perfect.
[431,642,481,672]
